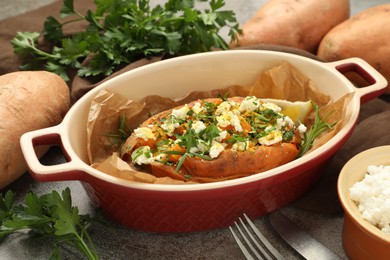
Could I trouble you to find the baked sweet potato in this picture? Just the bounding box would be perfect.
[317,4,390,94]
[121,96,305,182]
[0,71,70,189]
[233,0,350,53]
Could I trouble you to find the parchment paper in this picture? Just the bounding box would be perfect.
[86,62,352,184]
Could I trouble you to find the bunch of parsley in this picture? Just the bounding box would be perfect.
[11,0,241,81]
[0,188,98,260]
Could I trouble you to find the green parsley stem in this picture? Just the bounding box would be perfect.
[74,230,98,260]
[26,41,58,59]
[61,17,86,27]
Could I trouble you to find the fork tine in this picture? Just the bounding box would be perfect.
[234,220,264,259]
[243,214,284,260]
[230,214,285,260]
[238,217,272,260]
[229,226,256,260]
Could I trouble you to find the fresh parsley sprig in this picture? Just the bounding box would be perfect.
[0,188,98,260]
[298,102,336,157]
[11,0,241,81]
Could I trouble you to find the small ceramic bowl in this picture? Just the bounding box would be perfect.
[338,146,390,260]
[20,50,387,232]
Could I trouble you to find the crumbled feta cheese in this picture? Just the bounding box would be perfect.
[197,140,209,153]
[134,127,156,141]
[161,122,179,136]
[232,108,241,115]
[191,120,206,134]
[216,111,243,132]
[262,102,282,112]
[277,116,294,129]
[232,141,249,151]
[172,104,190,119]
[154,154,165,161]
[298,123,307,134]
[191,102,204,114]
[209,141,225,158]
[215,101,235,115]
[350,165,390,235]
[284,116,294,127]
[189,147,199,154]
[215,130,228,142]
[230,115,243,132]
[258,131,283,146]
[131,146,155,165]
[239,96,260,112]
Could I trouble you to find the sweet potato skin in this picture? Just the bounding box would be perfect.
[149,142,299,183]
[317,4,390,94]
[185,143,298,182]
[0,71,70,189]
[122,97,300,182]
[233,0,350,53]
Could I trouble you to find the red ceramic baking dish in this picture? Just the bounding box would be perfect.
[20,50,387,232]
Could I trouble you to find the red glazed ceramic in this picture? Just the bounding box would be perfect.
[20,50,387,232]
[338,146,390,260]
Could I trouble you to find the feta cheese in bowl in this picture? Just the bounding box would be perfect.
[350,165,390,235]
[338,146,390,260]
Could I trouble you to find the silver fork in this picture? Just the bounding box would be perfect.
[229,214,284,260]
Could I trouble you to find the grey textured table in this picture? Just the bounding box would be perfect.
[1,0,389,259]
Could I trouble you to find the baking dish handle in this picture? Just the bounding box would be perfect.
[326,58,388,104]
[20,126,87,182]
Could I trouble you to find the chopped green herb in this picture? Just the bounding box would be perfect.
[282,130,295,142]
[198,124,221,143]
[203,101,216,115]
[226,134,247,144]
[217,92,230,101]
[131,146,153,162]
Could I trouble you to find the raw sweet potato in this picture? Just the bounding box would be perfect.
[121,96,302,183]
[233,0,350,53]
[0,71,70,189]
[317,4,390,94]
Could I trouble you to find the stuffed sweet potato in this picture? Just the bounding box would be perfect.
[121,96,309,182]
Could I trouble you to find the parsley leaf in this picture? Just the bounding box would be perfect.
[0,188,98,260]
[60,0,76,17]
[11,0,241,81]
